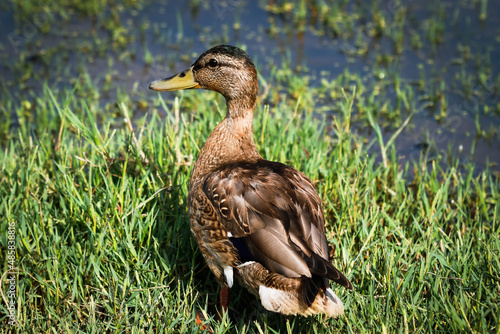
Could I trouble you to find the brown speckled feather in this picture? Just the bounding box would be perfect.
[151,44,352,317]
[188,183,240,284]
[196,160,352,301]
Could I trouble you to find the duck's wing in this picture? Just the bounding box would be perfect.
[201,160,352,291]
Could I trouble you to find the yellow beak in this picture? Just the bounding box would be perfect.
[149,67,200,91]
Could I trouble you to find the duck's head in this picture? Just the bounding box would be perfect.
[150,45,258,111]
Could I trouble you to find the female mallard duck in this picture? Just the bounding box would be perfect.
[150,45,353,318]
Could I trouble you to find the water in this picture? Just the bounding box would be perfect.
[1,0,499,171]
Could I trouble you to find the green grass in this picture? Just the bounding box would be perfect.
[0,77,499,332]
[1,0,500,332]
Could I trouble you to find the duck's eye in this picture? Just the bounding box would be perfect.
[208,59,218,67]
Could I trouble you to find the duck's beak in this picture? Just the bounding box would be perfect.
[149,66,200,91]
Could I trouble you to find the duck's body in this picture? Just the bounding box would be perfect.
[150,45,352,317]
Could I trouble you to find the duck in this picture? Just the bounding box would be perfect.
[149,45,353,318]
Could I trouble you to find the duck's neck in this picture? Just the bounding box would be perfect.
[190,102,262,185]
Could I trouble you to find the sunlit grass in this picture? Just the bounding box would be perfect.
[1,0,500,332]
[1,78,499,332]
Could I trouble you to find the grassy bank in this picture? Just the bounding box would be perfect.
[1,0,500,332]
[0,77,499,332]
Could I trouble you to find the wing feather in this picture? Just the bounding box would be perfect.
[202,160,352,290]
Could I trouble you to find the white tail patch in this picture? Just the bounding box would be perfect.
[324,288,344,317]
[259,285,295,314]
[258,285,345,317]
[325,288,338,302]
[223,266,234,288]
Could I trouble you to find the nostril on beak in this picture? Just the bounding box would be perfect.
[179,72,186,78]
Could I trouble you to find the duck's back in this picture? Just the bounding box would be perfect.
[188,160,352,315]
